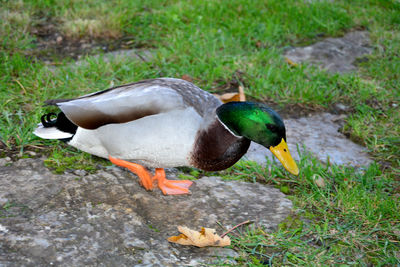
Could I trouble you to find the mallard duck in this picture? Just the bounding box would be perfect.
[34,78,299,195]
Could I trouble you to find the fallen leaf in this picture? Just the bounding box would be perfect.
[168,226,231,247]
[214,85,246,103]
[285,57,298,67]
[181,75,193,82]
[214,92,240,103]
[168,233,193,246]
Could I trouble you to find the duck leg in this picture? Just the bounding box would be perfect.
[109,156,193,195]
[109,156,153,190]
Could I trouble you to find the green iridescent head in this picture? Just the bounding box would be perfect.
[216,101,299,175]
[216,102,286,147]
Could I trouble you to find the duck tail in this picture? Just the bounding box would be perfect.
[34,112,78,140]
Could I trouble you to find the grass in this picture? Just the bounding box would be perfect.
[42,144,111,174]
[0,0,399,265]
[220,153,399,265]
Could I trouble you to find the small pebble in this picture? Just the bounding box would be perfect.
[334,103,349,112]
[56,36,63,43]
[73,169,87,176]
[312,174,326,188]
[0,197,9,206]
[26,151,37,156]
[0,158,10,167]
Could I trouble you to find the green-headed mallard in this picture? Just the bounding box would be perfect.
[34,78,299,195]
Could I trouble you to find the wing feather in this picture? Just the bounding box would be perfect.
[56,82,185,129]
[47,78,221,130]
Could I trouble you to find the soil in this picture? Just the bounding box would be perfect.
[28,20,149,62]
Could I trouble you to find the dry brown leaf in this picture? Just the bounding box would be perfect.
[214,92,240,103]
[168,226,231,248]
[181,75,193,82]
[214,85,246,103]
[168,233,193,246]
[285,57,298,67]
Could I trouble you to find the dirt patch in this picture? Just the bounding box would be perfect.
[256,100,326,119]
[28,19,151,62]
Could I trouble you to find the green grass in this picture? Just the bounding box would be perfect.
[42,144,111,174]
[220,153,399,265]
[0,0,399,265]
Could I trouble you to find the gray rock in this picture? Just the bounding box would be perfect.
[244,113,372,167]
[284,31,373,73]
[334,103,349,112]
[25,151,37,157]
[73,169,87,176]
[0,157,11,167]
[0,158,291,266]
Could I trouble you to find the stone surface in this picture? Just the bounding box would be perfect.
[0,158,291,266]
[0,157,11,167]
[284,31,373,73]
[244,113,372,167]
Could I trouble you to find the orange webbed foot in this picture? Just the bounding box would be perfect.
[154,168,193,195]
[109,156,193,195]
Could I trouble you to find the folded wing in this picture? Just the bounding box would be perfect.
[51,81,186,129]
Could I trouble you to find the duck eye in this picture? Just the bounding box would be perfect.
[266,123,277,132]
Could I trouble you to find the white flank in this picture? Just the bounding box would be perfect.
[68,107,202,168]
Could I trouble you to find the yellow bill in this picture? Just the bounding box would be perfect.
[269,138,299,175]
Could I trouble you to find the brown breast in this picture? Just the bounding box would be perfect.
[189,118,251,171]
